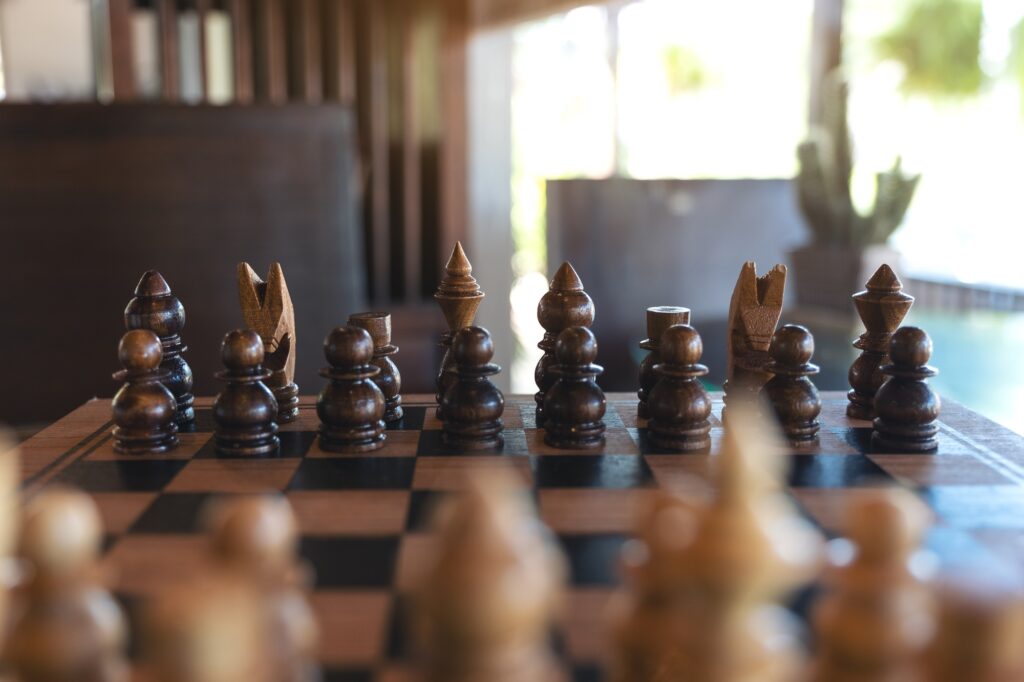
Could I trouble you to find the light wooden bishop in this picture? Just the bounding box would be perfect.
[415,470,566,682]
[610,404,822,682]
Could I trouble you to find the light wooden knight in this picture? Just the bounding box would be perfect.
[610,404,822,682]
[724,262,786,418]
[237,262,299,422]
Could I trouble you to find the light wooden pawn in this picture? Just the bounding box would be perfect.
[206,495,319,682]
[415,470,567,682]
[4,488,128,682]
[810,488,936,682]
[143,573,270,682]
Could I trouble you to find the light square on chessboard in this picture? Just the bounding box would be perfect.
[868,454,1015,486]
[85,433,203,461]
[310,591,391,667]
[410,456,533,490]
[789,487,899,536]
[278,406,321,432]
[287,490,410,535]
[306,431,420,458]
[537,488,655,533]
[421,408,443,431]
[608,400,638,428]
[415,429,530,457]
[394,533,434,592]
[525,428,640,456]
[164,458,300,493]
[20,435,92,481]
[919,485,1024,530]
[91,492,159,534]
[103,535,208,596]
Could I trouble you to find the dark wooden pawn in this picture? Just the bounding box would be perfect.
[349,311,404,422]
[761,324,822,445]
[213,329,280,457]
[637,306,691,420]
[873,327,940,453]
[441,326,505,450]
[535,262,595,427]
[317,326,386,453]
[647,324,711,452]
[543,326,606,449]
[111,329,179,455]
[124,270,195,425]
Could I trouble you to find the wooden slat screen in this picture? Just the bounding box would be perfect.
[102,0,469,308]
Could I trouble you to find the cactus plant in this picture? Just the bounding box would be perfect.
[796,74,920,248]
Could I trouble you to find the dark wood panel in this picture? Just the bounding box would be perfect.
[108,0,136,100]
[253,0,288,102]
[229,0,255,103]
[322,0,358,104]
[0,104,365,425]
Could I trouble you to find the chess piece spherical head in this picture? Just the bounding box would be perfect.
[660,324,702,365]
[452,326,494,366]
[221,329,265,370]
[847,488,929,561]
[769,324,814,366]
[890,326,932,367]
[119,329,163,372]
[324,325,374,368]
[208,495,298,572]
[555,326,598,365]
[20,488,102,576]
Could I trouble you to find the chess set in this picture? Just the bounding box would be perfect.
[7,243,1024,681]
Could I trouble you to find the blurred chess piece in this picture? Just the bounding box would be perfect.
[5,488,128,682]
[0,431,20,640]
[205,495,319,682]
[924,578,1024,682]
[143,571,269,682]
[415,470,566,682]
[610,403,822,681]
[810,488,936,682]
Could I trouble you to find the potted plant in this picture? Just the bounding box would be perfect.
[791,74,920,310]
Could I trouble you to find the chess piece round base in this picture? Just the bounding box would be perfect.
[113,428,179,455]
[216,427,280,457]
[648,422,710,452]
[442,421,504,451]
[318,424,386,453]
[783,422,820,445]
[871,421,939,454]
[274,383,300,423]
[385,399,404,423]
[544,422,606,449]
[846,389,874,420]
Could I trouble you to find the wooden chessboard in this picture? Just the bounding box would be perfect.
[18,392,1024,680]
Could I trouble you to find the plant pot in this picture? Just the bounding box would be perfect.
[789,243,903,312]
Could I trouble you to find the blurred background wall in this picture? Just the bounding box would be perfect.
[1,0,1023,435]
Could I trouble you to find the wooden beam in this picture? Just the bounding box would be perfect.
[439,0,469,255]
[289,0,323,103]
[108,0,135,100]
[322,0,357,104]
[254,0,288,102]
[196,0,210,101]
[156,0,180,100]
[401,1,422,301]
[228,0,255,103]
[356,0,391,301]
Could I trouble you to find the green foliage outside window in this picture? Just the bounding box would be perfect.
[660,44,707,96]
[876,0,984,98]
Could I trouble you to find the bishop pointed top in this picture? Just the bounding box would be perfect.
[865,263,903,293]
[445,241,472,277]
[134,270,172,298]
[436,242,483,300]
[550,261,584,292]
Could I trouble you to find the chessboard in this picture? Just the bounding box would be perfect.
[18,392,1024,680]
